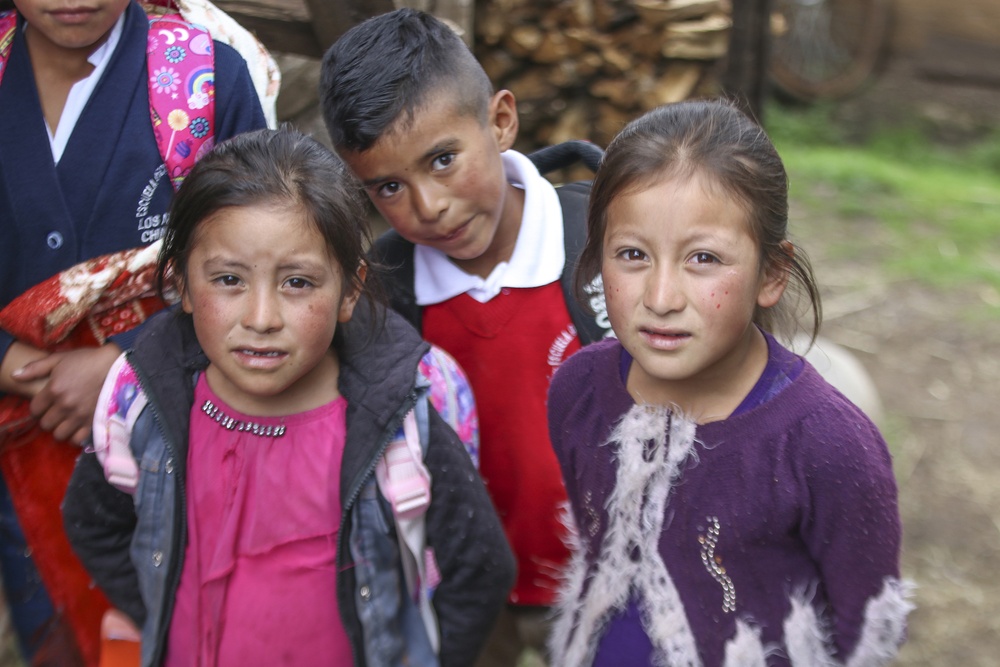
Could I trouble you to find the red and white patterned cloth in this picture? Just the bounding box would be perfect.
[0,242,173,667]
[0,241,173,351]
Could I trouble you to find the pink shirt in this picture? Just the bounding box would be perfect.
[165,376,352,666]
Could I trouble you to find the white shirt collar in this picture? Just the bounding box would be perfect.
[413,150,565,305]
[46,13,126,164]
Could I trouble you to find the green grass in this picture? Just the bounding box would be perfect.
[765,103,1000,292]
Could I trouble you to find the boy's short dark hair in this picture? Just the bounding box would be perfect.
[319,8,494,152]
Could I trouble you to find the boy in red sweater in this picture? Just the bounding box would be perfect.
[321,8,609,665]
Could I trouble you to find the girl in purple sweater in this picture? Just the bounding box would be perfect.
[546,100,912,667]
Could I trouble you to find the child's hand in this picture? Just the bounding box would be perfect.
[18,345,122,445]
[0,341,49,397]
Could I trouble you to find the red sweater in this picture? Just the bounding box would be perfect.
[423,282,580,605]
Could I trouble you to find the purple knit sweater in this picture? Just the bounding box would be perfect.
[546,337,908,667]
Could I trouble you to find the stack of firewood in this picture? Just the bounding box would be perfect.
[474,0,731,151]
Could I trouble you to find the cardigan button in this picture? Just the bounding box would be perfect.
[359,585,371,601]
[152,551,163,567]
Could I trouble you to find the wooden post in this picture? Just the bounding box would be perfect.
[720,0,773,123]
[312,0,395,52]
[212,0,394,58]
[396,0,475,45]
[211,0,473,57]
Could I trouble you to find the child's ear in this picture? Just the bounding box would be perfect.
[174,268,193,314]
[489,89,519,153]
[757,241,793,308]
[338,261,368,323]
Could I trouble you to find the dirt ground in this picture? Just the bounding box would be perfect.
[791,188,1000,667]
[2,51,998,666]
[786,59,1000,665]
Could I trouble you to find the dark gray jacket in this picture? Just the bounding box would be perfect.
[63,303,514,667]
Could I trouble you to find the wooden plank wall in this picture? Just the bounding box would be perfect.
[211,0,472,58]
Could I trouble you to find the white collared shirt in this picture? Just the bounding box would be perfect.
[41,13,125,164]
[414,150,566,305]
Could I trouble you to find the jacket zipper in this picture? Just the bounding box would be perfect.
[339,387,422,667]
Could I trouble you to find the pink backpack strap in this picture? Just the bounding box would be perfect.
[0,10,214,189]
[376,410,431,521]
[145,13,215,191]
[376,344,478,520]
[92,354,147,494]
[0,11,18,88]
[372,345,478,653]
[376,345,478,515]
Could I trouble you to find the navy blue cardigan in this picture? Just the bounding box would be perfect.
[0,0,266,356]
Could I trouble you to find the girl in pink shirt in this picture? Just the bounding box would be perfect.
[64,127,514,667]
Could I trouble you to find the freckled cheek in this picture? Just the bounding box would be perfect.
[298,311,340,345]
[602,276,627,308]
[706,284,735,310]
[602,282,629,330]
[379,204,410,229]
[192,296,227,322]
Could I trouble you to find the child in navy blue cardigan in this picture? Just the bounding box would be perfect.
[0,0,265,660]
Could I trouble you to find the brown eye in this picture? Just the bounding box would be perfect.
[376,182,401,198]
[432,153,455,170]
[286,277,312,289]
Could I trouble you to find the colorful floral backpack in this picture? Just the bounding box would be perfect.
[0,8,209,189]
[0,0,280,189]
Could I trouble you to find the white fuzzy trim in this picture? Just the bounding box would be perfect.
[784,591,840,667]
[784,578,914,667]
[845,578,916,667]
[550,405,702,667]
[722,620,768,667]
[549,504,590,667]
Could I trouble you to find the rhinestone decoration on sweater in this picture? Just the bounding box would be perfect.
[699,516,736,613]
[201,400,286,438]
[583,490,602,538]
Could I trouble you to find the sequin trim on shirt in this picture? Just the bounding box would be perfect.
[201,399,286,438]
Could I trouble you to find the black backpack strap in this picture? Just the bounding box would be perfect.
[528,141,612,346]
[555,183,612,345]
[527,140,603,175]
[369,230,422,333]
